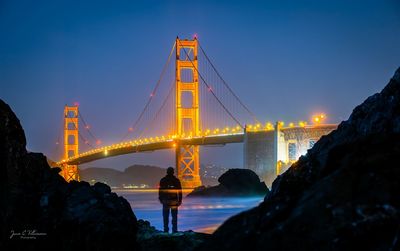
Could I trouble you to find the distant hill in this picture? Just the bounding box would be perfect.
[79,164,227,188]
[80,165,166,188]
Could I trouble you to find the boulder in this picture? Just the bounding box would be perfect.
[200,68,400,251]
[0,99,138,250]
[187,169,269,197]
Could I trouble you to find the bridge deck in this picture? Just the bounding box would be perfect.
[61,133,244,165]
[58,124,337,166]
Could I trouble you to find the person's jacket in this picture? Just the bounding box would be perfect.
[158,174,182,206]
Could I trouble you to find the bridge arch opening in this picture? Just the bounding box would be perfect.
[182,118,193,135]
[180,68,194,83]
[179,48,195,61]
[66,110,77,118]
[67,135,77,145]
[181,91,194,108]
[67,150,76,158]
[67,122,76,130]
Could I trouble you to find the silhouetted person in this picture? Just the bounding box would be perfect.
[158,167,182,233]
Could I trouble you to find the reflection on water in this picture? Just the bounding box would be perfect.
[114,189,264,234]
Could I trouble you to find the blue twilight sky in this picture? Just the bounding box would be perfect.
[1,0,399,170]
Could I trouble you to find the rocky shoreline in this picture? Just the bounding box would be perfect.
[137,220,210,251]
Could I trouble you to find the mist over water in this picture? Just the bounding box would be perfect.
[115,189,263,233]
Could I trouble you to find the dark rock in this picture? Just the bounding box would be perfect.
[187,169,269,197]
[137,219,210,251]
[199,68,400,251]
[0,99,138,250]
[137,219,163,243]
[94,181,112,194]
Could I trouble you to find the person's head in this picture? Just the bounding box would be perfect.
[167,166,174,175]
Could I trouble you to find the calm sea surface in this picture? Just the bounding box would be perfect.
[114,189,264,234]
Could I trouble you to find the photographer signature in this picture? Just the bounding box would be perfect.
[10,229,47,240]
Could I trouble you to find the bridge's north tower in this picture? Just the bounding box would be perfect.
[62,105,80,182]
[175,37,201,188]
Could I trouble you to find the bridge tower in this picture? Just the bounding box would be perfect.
[62,105,80,182]
[175,37,201,188]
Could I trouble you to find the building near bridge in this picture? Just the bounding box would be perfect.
[244,122,337,187]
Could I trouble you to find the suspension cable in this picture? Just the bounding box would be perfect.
[54,113,65,159]
[66,114,95,150]
[73,115,95,148]
[178,39,244,128]
[138,79,175,139]
[78,111,100,143]
[120,41,177,141]
[199,42,260,124]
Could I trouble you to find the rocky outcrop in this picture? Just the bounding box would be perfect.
[137,220,210,251]
[187,169,268,197]
[200,68,400,251]
[0,99,137,250]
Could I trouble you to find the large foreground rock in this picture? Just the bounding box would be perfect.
[200,68,400,251]
[0,99,137,250]
[187,169,268,197]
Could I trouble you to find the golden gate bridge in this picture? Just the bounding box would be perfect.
[54,37,336,188]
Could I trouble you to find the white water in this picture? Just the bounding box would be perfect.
[115,189,263,233]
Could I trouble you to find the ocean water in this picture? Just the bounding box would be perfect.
[114,189,264,234]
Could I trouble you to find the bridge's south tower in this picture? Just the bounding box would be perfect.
[175,37,201,188]
[62,105,80,181]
